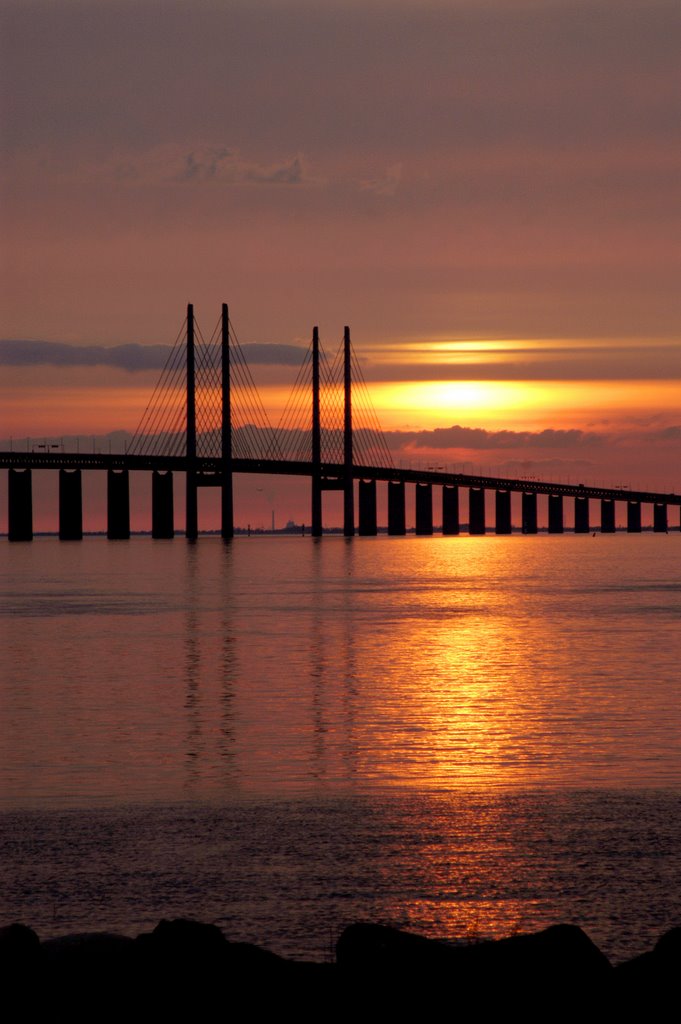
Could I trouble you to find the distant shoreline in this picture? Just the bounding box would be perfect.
[2,526,674,538]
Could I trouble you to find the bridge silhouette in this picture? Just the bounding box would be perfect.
[3,303,679,540]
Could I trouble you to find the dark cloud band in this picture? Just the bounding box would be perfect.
[0,340,308,370]
[384,425,604,451]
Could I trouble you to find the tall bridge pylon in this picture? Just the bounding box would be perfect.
[128,303,392,536]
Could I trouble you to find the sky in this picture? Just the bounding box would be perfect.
[1,0,680,528]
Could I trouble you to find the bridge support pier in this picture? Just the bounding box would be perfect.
[522,492,537,534]
[388,481,406,535]
[221,473,233,540]
[548,494,563,533]
[311,477,322,537]
[574,495,590,533]
[185,474,198,540]
[600,498,616,534]
[495,490,512,534]
[59,469,83,540]
[469,488,485,534]
[152,470,174,538]
[415,483,433,535]
[653,503,668,532]
[8,468,33,541]
[627,500,641,532]
[442,484,459,535]
[107,470,130,539]
[358,480,377,536]
[343,480,355,537]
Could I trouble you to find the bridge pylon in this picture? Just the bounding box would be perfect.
[185,302,198,540]
[221,303,234,539]
[311,326,322,537]
[183,301,234,539]
[343,326,354,537]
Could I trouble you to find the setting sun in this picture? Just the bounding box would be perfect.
[368,379,681,431]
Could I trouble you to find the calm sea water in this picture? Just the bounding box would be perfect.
[1,534,680,961]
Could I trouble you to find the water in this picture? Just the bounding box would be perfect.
[1,534,680,962]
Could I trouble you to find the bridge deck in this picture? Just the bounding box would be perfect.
[1,451,678,506]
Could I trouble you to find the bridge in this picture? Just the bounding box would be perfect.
[3,304,679,540]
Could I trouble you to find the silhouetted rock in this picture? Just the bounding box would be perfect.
[337,921,454,973]
[338,921,610,977]
[1,925,45,1022]
[42,930,135,965]
[337,922,611,1011]
[0,921,44,1006]
[614,925,681,1008]
[136,916,289,976]
[3,916,679,1018]
[476,922,611,982]
[654,925,681,962]
[140,917,226,960]
[0,922,41,965]
[134,918,337,1017]
[40,932,138,1023]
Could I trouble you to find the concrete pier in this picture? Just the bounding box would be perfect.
[600,498,615,534]
[152,471,174,538]
[522,492,537,534]
[574,495,590,533]
[627,500,641,533]
[415,483,433,536]
[442,484,459,535]
[8,468,33,541]
[185,474,198,540]
[107,470,130,540]
[548,494,563,533]
[358,479,377,536]
[387,481,406,535]
[653,503,668,532]
[469,488,485,535]
[495,490,512,534]
[59,469,83,540]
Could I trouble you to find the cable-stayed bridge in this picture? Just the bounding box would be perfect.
[2,304,679,539]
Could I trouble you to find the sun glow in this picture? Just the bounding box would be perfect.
[370,380,556,428]
[368,379,681,430]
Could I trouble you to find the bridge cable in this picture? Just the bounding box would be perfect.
[228,321,282,460]
[276,346,314,461]
[130,317,188,456]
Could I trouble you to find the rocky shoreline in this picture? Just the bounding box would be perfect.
[3,919,678,1019]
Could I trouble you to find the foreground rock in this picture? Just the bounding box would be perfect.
[337,922,613,1012]
[1,919,678,1019]
[613,925,681,1010]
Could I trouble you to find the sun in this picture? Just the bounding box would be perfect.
[368,380,556,429]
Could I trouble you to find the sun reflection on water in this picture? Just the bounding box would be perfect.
[2,537,681,963]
